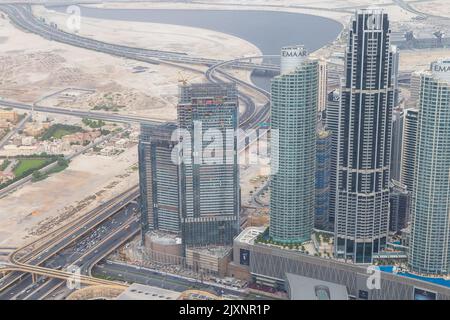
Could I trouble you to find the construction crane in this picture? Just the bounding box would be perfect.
[178,71,190,86]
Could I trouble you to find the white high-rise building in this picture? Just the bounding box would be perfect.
[270,45,319,244]
[409,59,450,276]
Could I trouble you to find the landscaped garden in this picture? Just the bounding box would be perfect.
[0,153,69,190]
[40,124,84,141]
[13,158,49,177]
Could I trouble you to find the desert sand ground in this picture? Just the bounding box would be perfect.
[400,48,450,73]
[0,146,138,247]
[413,0,450,18]
[0,5,261,121]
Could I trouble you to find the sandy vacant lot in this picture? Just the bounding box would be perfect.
[400,48,450,73]
[413,0,450,18]
[0,147,138,247]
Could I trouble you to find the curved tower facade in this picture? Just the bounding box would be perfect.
[409,59,450,276]
[270,45,318,244]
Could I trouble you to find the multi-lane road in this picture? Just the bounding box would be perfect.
[0,187,139,300]
[0,4,279,71]
[0,99,162,124]
[0,4,272,129]
[93,260,247,298]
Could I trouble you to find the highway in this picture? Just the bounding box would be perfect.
[0,4,272,130]
[205,56,271,130]
[0,99,163,124]
[92,260,248,298]
[0,4,279,71]
[0,186,140,299]
[12,213,140,300]
[393,0,450,21]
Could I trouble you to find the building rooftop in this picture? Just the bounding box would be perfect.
[148,230,182,245]
[234,227,265,245]
[187,245,232,258]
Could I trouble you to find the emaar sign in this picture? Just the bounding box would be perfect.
[280,45,308,74]
[431,59,450,82]
[281,47,308,58]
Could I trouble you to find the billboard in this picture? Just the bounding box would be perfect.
[240,249,250,266]
[413,287,437,300]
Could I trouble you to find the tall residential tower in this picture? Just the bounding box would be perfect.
[400,108,419,192]
[139,122,181,241]
[335,9,394,263]
[177,83,240,247]
[270,45,319,244]
[409,59,450,276]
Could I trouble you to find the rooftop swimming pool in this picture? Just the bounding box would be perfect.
[379,266,450,288]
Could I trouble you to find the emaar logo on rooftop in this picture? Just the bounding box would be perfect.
[431,60,450,82]
[281,47,308,57]
[433,64,450,73]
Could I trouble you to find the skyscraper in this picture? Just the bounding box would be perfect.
[326,89,341,231]
[409,59,450,276]
[270,45,318,244]
[408,71,421,108]
[389,180,410,234]
[390,107,404,182]
[139,122,181,241]
[335,9,394,263]
[177,83,240,247]
[391,45,400,107]
[315,129,331,230]
[318,59,328,114]
[400,108,419,192]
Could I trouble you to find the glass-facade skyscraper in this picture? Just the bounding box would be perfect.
[390,107,404,182]
[315,129,331,230]
[335,9,394,263]
[270,45,319,244]
[400,108,419,192]
[326,89,341,231]
[409,59,450,276]
[139,122,181,241]
[389,180,409,234]
[177,83,240,247]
